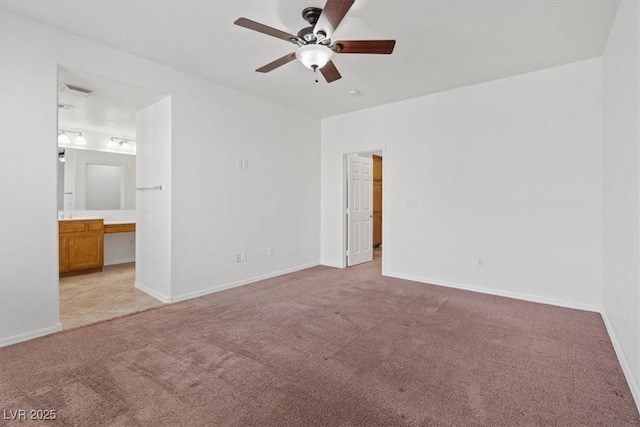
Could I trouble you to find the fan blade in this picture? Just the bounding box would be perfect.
[314,0,355,37]
[256,52,297,73]
[320,61,342,83]
[234,17,298,43]
[334,40,396,54]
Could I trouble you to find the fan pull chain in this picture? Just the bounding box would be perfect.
[314,67,318,83]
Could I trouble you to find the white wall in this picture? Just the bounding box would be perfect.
[602,0,640,408]
[104,232,135,266]
[169,89,321,301]
[0,11,320,345]
[321,58,603,311]
[135,97,172,301]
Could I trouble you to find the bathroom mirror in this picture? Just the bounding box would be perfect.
[58,147,136,211]
[86,164,124,210]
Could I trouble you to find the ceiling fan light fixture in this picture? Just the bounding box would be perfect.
[296,44,334,70]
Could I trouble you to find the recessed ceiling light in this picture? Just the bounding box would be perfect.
[58,103,75,111]
[349,89,361,96]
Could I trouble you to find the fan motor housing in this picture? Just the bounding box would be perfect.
[302,7,322,26]
[298,7,330,45]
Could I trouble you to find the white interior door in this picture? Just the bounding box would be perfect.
[347,154,373,266]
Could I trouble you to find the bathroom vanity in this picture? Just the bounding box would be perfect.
[59,218,136,275]
[59,218,104,275]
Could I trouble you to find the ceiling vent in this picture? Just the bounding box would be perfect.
[59,84,93,97]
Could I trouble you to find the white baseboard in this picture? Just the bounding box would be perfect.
[601,312,640,413]
[171,262,320,303]
[320,261,343,269]
[134,281,172,303]
[385,272,639,412]
[105,257,135,266]
[0,323,62,348]
[384,271,601,313]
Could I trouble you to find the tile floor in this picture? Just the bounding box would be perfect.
[59,263,164,330]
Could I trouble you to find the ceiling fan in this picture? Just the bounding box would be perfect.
[234,0,396,83]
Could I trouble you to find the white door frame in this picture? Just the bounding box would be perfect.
[342,148,386,271]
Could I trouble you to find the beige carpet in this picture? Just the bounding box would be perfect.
[1,254,639,426]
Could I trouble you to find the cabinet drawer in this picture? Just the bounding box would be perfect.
[59,221,86,233]
[60,219,104,234]
[104,223,135,234]
[87,220,104,232]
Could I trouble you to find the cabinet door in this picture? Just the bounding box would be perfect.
[373,213,382,247]
[373,181,383,213]
[59,236,69,272]
[373,155,382,180]
[68,234,104,270]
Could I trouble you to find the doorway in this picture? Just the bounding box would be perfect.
[56,66,167,329]
[344,150,383,267]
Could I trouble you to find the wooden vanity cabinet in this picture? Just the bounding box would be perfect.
[59,219,104,274]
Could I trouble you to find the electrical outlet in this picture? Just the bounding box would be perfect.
[243,160,249,169]
[241,252,247,262]
[478,258,484,267]
[236,253,242,263]
[268,248,274,257]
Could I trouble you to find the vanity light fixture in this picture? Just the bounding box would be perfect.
[58,131,70,145]
[74,132,87,146]
[58,129,86,146]
[108,136,135,152]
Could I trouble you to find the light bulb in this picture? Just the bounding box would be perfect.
[74,132,87,146]
[58,132,70,145]
[296,44,334,70]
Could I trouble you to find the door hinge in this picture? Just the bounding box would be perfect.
[345,250,349,256]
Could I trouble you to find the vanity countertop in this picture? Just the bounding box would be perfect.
[104,220,136,225]
[58,218,136,225]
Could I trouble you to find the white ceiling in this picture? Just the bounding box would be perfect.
[3,0,619,118]
[58,67,166,136]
